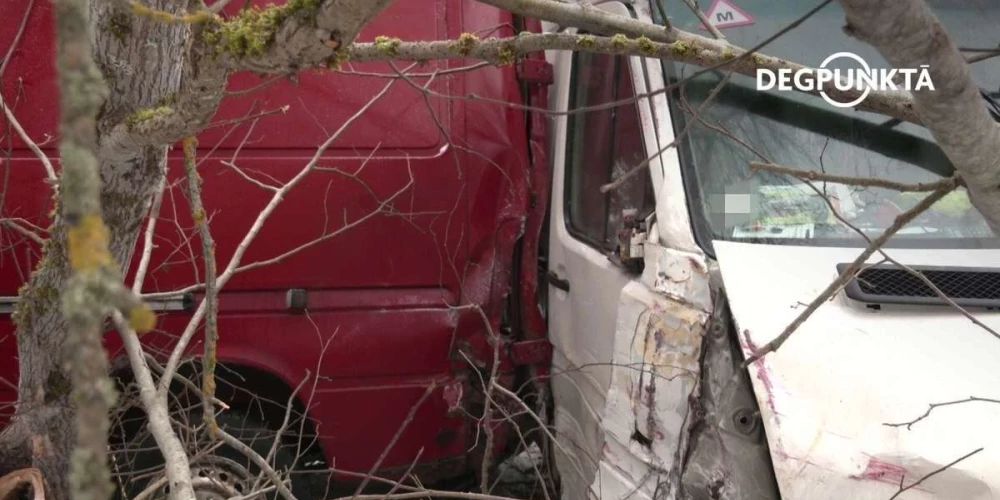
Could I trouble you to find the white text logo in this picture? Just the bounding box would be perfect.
[756,52,934,108]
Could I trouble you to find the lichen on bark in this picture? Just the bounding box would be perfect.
[182,136,220,439]
[200,0,322,57]
[50,0,156,498]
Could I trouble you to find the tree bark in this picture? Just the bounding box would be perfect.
[837,0,1000,234]
[0,2,200,498]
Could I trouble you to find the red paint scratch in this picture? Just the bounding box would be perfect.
[852,459,908,486]
[686,256,707,275]
[742,329,779,421]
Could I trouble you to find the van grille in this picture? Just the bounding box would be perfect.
[837,264,1000,308]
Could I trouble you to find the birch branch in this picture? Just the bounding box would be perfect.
[345,31,919,125]
[838,0,1000,233]
[742,181,958,365]
[113,313,197,500]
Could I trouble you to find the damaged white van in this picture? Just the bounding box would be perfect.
[542,1,1000,498]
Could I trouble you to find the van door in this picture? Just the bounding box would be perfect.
[545,3,662,498]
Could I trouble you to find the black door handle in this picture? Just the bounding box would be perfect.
[547,270,570,292]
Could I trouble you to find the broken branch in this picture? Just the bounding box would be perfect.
[742,181,958,366]
[749,161,962,192]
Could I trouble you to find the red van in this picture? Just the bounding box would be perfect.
[0,0,553,495]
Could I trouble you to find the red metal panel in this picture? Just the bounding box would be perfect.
[201,1,450,150]
[0,0,547,481]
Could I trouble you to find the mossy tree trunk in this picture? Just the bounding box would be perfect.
[0,2,197,499]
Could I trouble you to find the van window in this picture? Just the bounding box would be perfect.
[659,0,1000,250]
[565,51,656,251]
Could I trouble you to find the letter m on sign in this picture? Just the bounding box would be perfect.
[701,0,755,30]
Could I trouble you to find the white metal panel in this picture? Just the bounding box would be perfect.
[716,241,1000,499]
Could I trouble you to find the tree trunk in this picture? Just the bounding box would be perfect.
[0,2,195,498]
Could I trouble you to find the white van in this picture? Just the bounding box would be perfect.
[542,1,1000,498]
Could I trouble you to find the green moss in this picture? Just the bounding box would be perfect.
[106,12,132,42]
[374,35,402,56]
[157,94,179,107]
[201,0,321,58]
[637,36,657,55]
[192,207,207,224]
[611,33,629,49]
[13,235,66,334]
[285,0,321,10]
[126,106,173,131]
[576,34,596,49]
[722,48,734,60]
[322,47,350,70]
[449,32,480,56]
[667,40,691,56]
[497,42,517,65]
[751,53,767,66]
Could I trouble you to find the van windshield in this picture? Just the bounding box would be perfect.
[659,0,1000,250]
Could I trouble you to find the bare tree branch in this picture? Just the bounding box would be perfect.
[158,76,398,395]
[680,0,724,40]
[344,32,919,126]
[182,136,220,439]
[113,314,197,500]
[838,0,1000,234]
[884,396,1000,430]
[749,161,961,192]
[888,447,984,500]
[215,429,296,500]
[742,181,959,365]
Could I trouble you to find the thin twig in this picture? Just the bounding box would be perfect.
[681,0,724,39]
[250,370,311,493]
[182,136,221,438]
[789,153,1000,345]
[0,0,34,77]
[888,448,984,500]
[884,396,1000,430]
[0,219,45,245]
[216,429,297,500]
[749,161,962,192]
[204,105,289,130]
[350,382,437,499]
[158,74,402,394]
[0,96,55,182]
[0,0,53,182]
[131,154,168,292]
